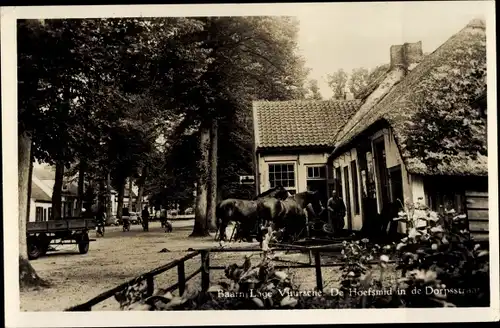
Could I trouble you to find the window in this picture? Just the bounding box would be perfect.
[307,166,326,179]
[48,208,53,220]
[35,207,44,222]
[351,161,360,215]
[268,163,295,188]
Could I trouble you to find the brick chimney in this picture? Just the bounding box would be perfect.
[390,41,423,71]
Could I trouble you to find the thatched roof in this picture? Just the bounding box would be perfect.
[253,100,361,150]
[332,19,487,176]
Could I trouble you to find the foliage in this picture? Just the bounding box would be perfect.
[336,201,490,308]
[391,200,490,307]
[326,69,348,100]
[349,64,390,99]
[305,79,323,100]
[403,31,487,171]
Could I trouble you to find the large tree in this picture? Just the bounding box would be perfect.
[348,64,390,99]
[326,69,348,100]
[183,17,309,236]
[305,79,323,100]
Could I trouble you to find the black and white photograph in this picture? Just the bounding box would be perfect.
[2,1,498,326]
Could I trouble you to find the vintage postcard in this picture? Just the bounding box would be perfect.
[2,1,498,326]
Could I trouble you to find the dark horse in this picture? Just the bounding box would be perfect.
[216,186,290,242]
[258,190,325,243]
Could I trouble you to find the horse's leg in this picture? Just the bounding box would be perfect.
[229,222,238,242]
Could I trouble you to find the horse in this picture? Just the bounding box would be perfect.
[216,186,290,242]
[259,190,325,243]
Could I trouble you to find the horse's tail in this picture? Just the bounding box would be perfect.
[215,202,223,229]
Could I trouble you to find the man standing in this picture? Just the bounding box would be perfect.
[142,205,150,232]
[327,190,346,234]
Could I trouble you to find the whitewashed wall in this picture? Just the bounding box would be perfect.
[331,148,363,230]
[257,152,329,194]
[28,201,52,222]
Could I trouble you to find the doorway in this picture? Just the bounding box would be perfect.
[306,165,328,207]
[343,166,352,230]
[373,136,390,210]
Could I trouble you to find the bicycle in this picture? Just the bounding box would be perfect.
[123,218,131,232]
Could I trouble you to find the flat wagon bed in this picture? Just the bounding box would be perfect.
[26,217,96,260]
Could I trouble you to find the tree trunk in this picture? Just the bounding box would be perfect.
[135,167,147,213]
[18,132,49,289]
[190,125,211,237]
[75,159,85,217]
[116,177,126,219]
[206,119,218,232]
[127,178,133,213]
[98,177,105,210]
[26,148,34,222]
[106,172,112,218]
[52,160,64,219]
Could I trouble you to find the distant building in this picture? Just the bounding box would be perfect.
[29,164,79,222]
[29,163,149,220]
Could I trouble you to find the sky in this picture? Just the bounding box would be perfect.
[295,1,491,99]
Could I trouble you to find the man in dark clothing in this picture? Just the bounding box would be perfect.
[327,190,346,234]
[141,206,150,232]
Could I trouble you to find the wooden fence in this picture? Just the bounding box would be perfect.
[65,243,392,311]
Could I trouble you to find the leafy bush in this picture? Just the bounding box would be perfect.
[391,200,490,307]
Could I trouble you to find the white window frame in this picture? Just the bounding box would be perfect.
[267,162,297,192]
[306,165,327,180]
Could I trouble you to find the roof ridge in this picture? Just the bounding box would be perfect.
[253,99,361,104]
[333,18,486,150]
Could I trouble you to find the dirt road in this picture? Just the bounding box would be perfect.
[20,220,398,311]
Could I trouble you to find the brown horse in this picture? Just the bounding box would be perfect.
[216,186,290,242]
[259,190,325,243]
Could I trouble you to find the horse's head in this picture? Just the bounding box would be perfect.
[304,191,324,217]
[275,185,291,200]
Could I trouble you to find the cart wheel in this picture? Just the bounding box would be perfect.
[28,236,42,260]
[38,233,50,256]
[78,233,90,254]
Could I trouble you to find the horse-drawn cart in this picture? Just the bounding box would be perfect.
[26,218,96,260]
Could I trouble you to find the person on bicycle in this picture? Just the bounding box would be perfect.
[96,205,106,236]
[141,205,150,232]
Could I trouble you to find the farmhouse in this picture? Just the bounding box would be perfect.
[252,99,362,205]
[327,19,487,239]
[252,19,488,240]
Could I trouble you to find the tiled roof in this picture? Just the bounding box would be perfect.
[31,183,51,202]
[253,100,361,150]
[333,19,487,176]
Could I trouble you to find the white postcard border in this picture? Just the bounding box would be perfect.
[2,2,499,326]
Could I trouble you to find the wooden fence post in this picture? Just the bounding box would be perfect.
[146,275,154,297]
[314,250,323,291]
[201,250,210,291]
[177,262,186,296]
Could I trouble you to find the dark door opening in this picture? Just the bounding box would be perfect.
[389,165,404,206]
[343,166,352,230]
[307,180,328,208]
[373,136,390,210]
